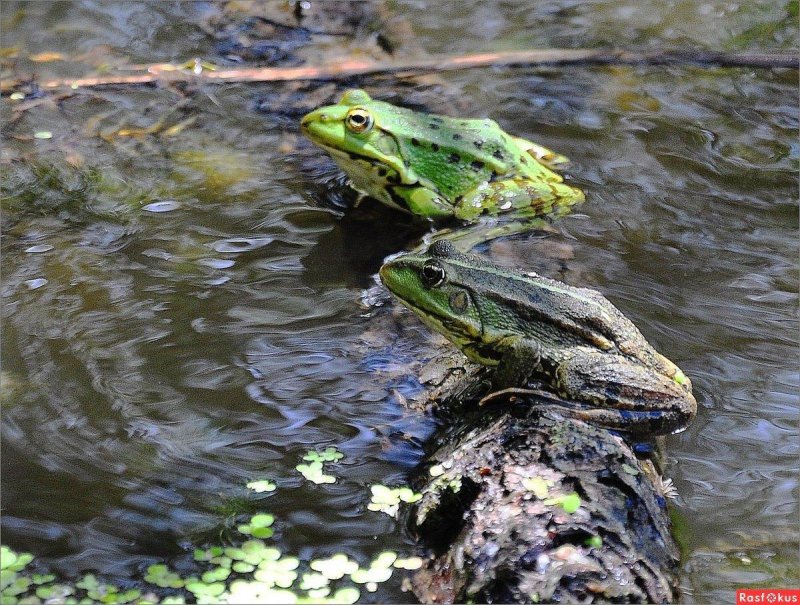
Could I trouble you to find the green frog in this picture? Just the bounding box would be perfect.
[300,89,584,224]
[379,241,697,435]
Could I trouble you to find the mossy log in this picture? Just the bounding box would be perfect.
[405,355,680,604]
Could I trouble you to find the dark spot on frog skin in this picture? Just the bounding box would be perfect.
[520,156,528,165]
[429,123,440,130]
[387,174,401,184]
[470,160,484,171]
[455,195,464,204]
[452,133,462,140]
[377,167,387,177]
[431,143,440,152]
[448,153,461,164]
[430,116,443,123]
[449,290,469,314]
[411,137,420,146]
[473,141,484,150]
[492,149,505,161]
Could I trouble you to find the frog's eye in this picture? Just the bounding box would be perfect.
[345,108,374,133]
[421,261,446,288]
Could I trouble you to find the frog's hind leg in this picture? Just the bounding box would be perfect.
[512,136,571,168]
[453,178,584,222]
[479,387,686,436]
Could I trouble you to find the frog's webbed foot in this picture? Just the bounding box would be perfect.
[478,385,691,436]
[420,218,557,252]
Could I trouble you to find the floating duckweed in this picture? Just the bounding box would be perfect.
[299,572,329,591]
[367,485,422,517]
[309,554,359,580]
[194,546,225,562]
[350,566,392,585]
[305,586,331,599]
[392,557,424,570]
[232,561,255,574]
[296,461,336,485]
[303,448,343,464]
[144,564,185,589]
[253,556,299,588]
[161,597,186,604]
[227,580,297,604]
[544,492,581,514]
[371,552,397,569]
[185,578,226,598]
[246,480,277,493]
[522,476,552,499]
[1,547,33,572]
[30,574,55,585]
[201,566,230,584]
[237,513,275,539]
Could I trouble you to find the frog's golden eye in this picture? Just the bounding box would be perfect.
[345,108,374,133]
[421,261,446,288]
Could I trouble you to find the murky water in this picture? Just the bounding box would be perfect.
[2,1,797,602]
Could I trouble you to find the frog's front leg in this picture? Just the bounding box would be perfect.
[389,184,454,219]
[491,337,542,392]
[554,351,697,435]
[453,178,584,222]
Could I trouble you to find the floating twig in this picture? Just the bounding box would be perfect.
[9,49,797,93]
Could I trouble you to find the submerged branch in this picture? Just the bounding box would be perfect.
[19,48,800,92]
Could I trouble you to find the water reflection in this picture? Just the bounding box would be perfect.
[1,0,797,601]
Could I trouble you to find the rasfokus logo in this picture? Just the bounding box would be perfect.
[737,590,800,604]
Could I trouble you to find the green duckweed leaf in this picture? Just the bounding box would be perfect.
[227,580,297,604]
[393,556,424,570]
[144,564,184,589]
[254,557,299,588]
[246,480,277,493]
[232,561,255,573]
[309,554,359,580]
[371,552,397,569]
[0,547,17,571]
[522,476,551,499]
[302,447,343,463]
[296,462,336,485]
[544,492,581,514]
[201,567,230,583]
[185,579,226,598]
[351,566,392,584]
[298,572,329,591]
[585,535,603,548]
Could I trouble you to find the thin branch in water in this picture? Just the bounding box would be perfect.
[4,49,797,93]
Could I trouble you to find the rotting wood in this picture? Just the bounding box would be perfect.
[404,353,680,604]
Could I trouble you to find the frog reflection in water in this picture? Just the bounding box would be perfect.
[300,89,584,247]
[379,241,697,435]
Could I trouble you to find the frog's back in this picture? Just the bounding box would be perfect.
[370,101,559,198]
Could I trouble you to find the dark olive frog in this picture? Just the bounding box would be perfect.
[380,241,697,435]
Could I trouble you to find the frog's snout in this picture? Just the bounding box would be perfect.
[300,111,329,130]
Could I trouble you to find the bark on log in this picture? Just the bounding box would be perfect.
[405,356,679,604]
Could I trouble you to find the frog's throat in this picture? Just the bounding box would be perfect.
[399,298,501,367]
[313,137,415,185]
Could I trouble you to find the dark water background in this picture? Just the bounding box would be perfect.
[1,1,797,602]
